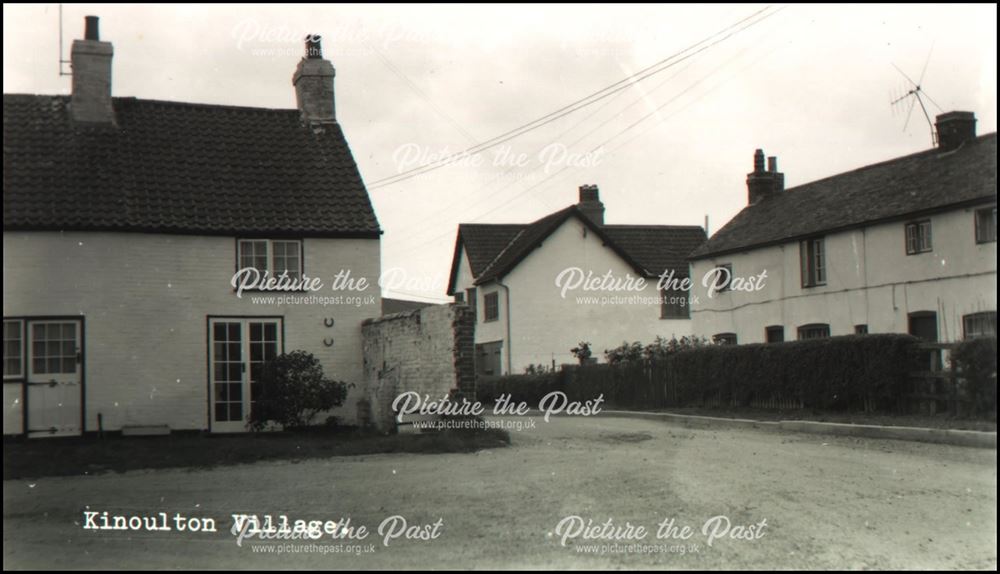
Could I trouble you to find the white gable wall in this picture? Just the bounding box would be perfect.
[466,217,691,374]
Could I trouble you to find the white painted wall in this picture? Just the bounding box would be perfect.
[691,205,997,343]
[453,217,692,374]
[2,231,381,433]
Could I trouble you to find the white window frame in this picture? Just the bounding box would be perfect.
[3,319,24,380]
[237,239,303,279]
[800,237,826,287]
[905,220,932,255]
[483,292,500,323]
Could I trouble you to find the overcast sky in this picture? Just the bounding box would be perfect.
[4,4,997,302]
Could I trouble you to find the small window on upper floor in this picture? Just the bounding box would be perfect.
[905,220,932,254]
[483,292,500,322]
[799,237,826,288]
[975,206,997,244]
[710,264,733,295]
[237,239,302,280]
[466,288,478,321]
[854,324,869,335]
[660,283,689,319]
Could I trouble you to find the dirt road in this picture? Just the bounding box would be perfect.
[3,415,996,569]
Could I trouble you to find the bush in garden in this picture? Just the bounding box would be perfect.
[248,351,353,431]
[604,341,644,365]
[570,341,593,365]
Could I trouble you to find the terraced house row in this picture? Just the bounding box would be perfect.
[690,114,996,347]
[449,114,996,372]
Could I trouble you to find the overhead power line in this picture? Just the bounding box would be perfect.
[366,5,778,191]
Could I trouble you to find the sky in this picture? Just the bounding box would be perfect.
[4,3,997,303]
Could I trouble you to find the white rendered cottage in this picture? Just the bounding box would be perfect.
[3,18,381,436]
[447,185,706,375]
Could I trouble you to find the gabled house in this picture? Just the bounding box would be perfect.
[689,112,996,345]
[447,185,706,375]
[3,18,382,436]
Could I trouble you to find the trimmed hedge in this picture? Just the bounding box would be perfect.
[559,334,922,413]
[476,335,924,413]
[664,334,920,411]
[951,336,998,416]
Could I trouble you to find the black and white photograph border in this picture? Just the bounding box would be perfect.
[2,3,997,571]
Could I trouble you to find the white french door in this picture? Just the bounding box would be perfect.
[26,320,82,437]
[209,318,282,433]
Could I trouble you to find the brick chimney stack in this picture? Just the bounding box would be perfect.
[935,111,977,151]
[293,35,336,124]
[746,149,784,205]
[71,16,114,123]
[577,184,605,225]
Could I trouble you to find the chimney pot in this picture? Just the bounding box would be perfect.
[305,34,323,59]
[84,15,100,41]
[747,149,783,205]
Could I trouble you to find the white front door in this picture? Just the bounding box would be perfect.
[26,320,82,437]
[209,318,282,433]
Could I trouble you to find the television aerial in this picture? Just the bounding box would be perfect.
[889,44,945,146]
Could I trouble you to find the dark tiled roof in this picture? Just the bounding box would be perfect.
[447,205,706,293]
[456,223,527,277]
[691,133,997,259]
[3,94,381,237]
[603,225,707,278]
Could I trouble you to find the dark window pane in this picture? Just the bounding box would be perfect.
[229,383,242,401]
[215,403,228,422]
[229,403,242,421]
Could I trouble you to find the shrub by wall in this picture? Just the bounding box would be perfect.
[951,336,998,417]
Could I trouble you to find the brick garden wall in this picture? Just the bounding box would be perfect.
[361,304,475,432]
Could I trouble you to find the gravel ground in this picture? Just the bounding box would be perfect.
[3,415,996,570]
